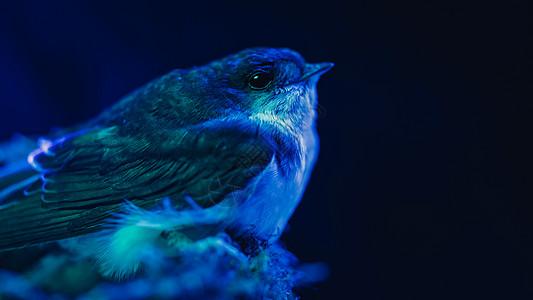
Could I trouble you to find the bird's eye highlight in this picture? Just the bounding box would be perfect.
[248,71,272,90]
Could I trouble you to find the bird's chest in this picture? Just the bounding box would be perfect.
[227,127,319,241]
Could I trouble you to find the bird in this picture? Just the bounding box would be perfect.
[0,47,332,278]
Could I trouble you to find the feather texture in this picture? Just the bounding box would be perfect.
[0,119,273,250]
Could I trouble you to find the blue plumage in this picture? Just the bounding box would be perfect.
[0,48,332,281]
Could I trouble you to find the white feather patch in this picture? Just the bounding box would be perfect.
[60,198,230,280]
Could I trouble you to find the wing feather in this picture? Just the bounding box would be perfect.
[0,119,274,250]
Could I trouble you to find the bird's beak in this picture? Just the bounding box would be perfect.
[300,62,334,81]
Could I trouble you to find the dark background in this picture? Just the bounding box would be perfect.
[0,0,531,299]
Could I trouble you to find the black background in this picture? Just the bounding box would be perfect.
[0,0,531,299]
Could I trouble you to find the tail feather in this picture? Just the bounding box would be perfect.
[0,191,119,250]
[0,159,114,251]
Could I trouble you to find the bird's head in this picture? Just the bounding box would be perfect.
[182,48,333,137]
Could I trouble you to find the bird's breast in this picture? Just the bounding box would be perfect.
[226,126,319,242]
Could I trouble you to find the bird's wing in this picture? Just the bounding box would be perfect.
[0,119,275,250]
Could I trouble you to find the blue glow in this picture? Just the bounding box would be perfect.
[0,233,327,299]
[0,47,331,298]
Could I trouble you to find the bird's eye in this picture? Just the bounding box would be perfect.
[248,71,272,90]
